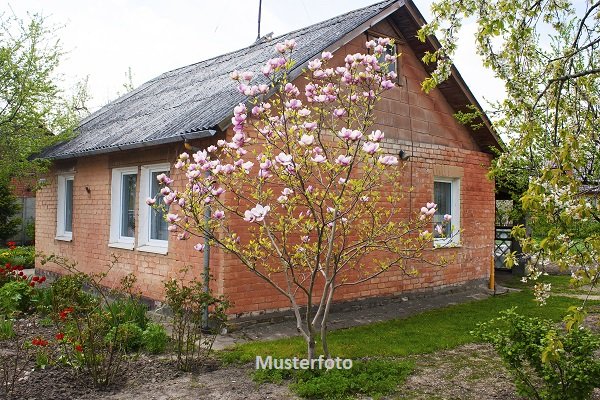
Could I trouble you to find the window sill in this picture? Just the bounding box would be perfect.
[55,235,72,242]
[433,240,462,249]
[137,245,168,255]
[108,242,135,251]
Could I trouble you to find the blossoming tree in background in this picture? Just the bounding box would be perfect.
[153,38,451,359]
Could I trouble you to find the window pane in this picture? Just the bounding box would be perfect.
[65,179,73,233]
[120,174,137,237]
[150,171,168,240]
[433,181,451,238]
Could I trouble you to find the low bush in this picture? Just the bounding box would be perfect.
[474,308,600,400]
[164,272,229,371]
[0,246,35,270]
[142,322,169,354]
[105,298,149,330]
[105,321,143,352]
[254,359,414,400]
[0,280,33,316]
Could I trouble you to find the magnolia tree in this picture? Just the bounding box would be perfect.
[152,38,451,359]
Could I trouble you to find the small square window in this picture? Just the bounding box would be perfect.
[433,178,460,246]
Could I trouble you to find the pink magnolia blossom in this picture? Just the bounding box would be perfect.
[368,130,385,142]
[145,197,156,205]
[378,155,398,166]
[308,59,322,71]
[335,155,352,166]
[243,204,271,222]
[298,134,315,146]
[284,83,300,96]
[362,142,380,155]
[168,225,178,232]
[298,108,311,117]
[321,51,333,60]
[275,152,293,166]
[444,214,452,222]
[217,140,227,147]
[213,210,225,220]
[230,70,240,80]
[303,122,318,131]
[164,192,176,205]
[277,195,288,204]
[179,152,189,160]
[435,224,443,236]
[285,99,302,110]
[381,80,394,90]
[160,187,171,196]
[282,188,294,196]
[177,231,190,240]
[301,235,310,243]
[193,243,205,252]
[333,109,346,117]
[166,213,180,223]
[311,154,326,163]
[241,71,253,81]
[241,161,254,173]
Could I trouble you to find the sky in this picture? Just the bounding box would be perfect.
[6,0,506,112]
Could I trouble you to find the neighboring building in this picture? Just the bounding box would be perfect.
[36,0,502,315]
[9,177,36,245]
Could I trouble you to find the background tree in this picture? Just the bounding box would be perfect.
[156,38,451,360]
[0,10,88,182]
[419,1,599,296]
[0,179,22,243]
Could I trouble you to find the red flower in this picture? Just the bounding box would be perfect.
[32,276,39,282]
[39,276,46,283]
[75,344,83,352]
[59,307,74,321]
[55,332,65,341]
[32,338,49,347]
[29,281,36,287]
[7,241,16,250]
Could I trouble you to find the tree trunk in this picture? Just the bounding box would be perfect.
[307,334,316,360]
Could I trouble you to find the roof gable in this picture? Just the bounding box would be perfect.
[42,0,501,159]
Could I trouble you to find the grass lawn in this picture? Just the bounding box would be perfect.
[221,290,599,363]
[497,272,599,295]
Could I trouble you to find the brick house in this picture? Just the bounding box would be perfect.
[36,0,502,315]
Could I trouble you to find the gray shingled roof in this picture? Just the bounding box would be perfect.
[42,0,397,159]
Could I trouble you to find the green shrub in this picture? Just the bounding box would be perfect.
[164,274,229,371]
[142,322,169,354]
[474,308,600,400]
[0,246,35,269]
[255,359,414,400]
[0,317,15,340]
[0,280,33,316]
[105,298,149,330]
[105,322,143,352]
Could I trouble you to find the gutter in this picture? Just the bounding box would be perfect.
[45,128,217,160]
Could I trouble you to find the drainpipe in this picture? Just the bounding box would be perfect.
[202,172,212,331]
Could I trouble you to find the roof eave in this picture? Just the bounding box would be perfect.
[46,128,217,160]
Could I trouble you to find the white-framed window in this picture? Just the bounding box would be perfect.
[433,177,460,246]
[109,167,138,249]
[138,163,170,254]
[56,174,74,241]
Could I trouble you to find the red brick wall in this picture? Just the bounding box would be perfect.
[36,22,495,316]
[35,142,226,301]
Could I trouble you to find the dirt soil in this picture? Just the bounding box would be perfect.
[2,316,600,400]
